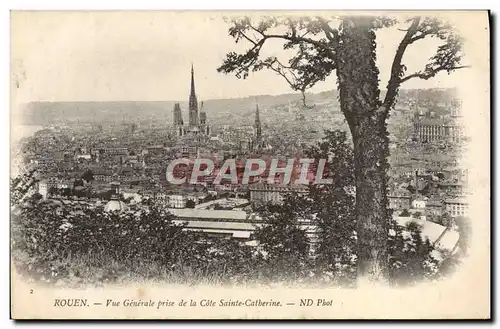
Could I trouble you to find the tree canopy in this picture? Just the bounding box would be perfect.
[218,15,467,110]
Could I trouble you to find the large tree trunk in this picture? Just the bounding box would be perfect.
[336,17,390,284]
[351,120,390,284]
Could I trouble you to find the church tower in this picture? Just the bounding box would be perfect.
[173,103,184,136]
[188,64,199,127]
[199,101,210,135]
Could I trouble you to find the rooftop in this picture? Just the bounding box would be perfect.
[395,216,459,252]
[169,208,249,221]
[173,219,255,231]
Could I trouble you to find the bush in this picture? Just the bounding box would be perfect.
[388,220,439,286]
[12,197,193,282]
[400,209,411,217]
[253,201,312,282]
[11,195,275,286]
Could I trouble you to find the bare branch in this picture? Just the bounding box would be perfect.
[383,17,421,110]
[300,90,316,109]
[400,65,470,83]
[299,31,310,38]
[249,24,265,37]
[238,31,257,46]
[264,56,315,108]
[266,57,299,88]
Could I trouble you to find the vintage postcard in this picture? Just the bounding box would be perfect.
[10,10,490,319]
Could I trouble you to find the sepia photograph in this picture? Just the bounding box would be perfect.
[9,10,490,319]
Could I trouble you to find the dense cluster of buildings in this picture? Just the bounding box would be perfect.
[249,183,309,206]
[388,165,468,228]
[384,95,470,229]
[412,99,465,144]
[18,71,468,252]
[26,65,313,242]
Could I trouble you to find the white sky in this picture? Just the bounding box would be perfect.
[11,11,476,102]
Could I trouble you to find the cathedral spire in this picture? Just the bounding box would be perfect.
[190,63,196,97]
[189,64,198,127]
[254,104,262,142]
[254,104,260,125]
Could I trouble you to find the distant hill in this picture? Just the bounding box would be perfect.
[15,88,456,126]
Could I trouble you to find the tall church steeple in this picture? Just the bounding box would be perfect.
[188,64,199,127]
[254,104,262,142]
[190,63,196,96]
[172,64,210,138]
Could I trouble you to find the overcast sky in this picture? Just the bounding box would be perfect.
[11,11,477,102]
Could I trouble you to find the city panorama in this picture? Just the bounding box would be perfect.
[11,13,476,293]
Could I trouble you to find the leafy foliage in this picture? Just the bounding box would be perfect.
[219,15,467,109]
[12,197,188,280]
[186,199,196,208]
[10,169,38,206]
[81,169,94,183]
[400,209,411,217]
[304,130,357,285]
[388,220,439,286]
[219,16,339,107]
[253,201,312,281]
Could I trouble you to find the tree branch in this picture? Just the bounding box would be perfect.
[383,16,465,113]
[266,33,335,57]
[246,19,336,58]
[267,57,298,88]
[238,31,257,46]
[401,31,468,84]
[316,16,339,45]
[400,65,470,83]
[300,90,316,109]
[383,17,421,110]
[219,17,338,108]
[266,57,315,109]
